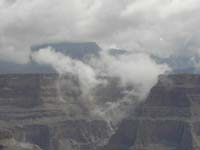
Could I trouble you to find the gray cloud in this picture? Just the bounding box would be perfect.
[0,0,200,64]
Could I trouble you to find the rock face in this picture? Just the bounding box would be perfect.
[0,74,112,150]
[1,74,200,150]
[0,128,42,150]
[102,75,200,150]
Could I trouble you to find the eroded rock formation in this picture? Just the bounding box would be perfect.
[0,74,112,150]
[102,75,200,150]
[0,74,200,150]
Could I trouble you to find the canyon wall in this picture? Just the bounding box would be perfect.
[0,74,200,150]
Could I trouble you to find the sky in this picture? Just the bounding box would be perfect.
[0,0,200,64]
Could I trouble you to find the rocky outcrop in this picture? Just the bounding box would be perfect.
[102,75,200,150]
[1,74,200,150]
[0,128,42,150]
[0,74,112,150]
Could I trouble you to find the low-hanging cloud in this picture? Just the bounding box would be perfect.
[91,51,170,122]
[32,47,99,97]
[99,51,170,99]
[31,47,170,122]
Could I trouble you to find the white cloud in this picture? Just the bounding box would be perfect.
[92,51,170,123]
[100,51,170,99]
[0,0,200,63]
[32,47,99,97]
[31,47,170,122]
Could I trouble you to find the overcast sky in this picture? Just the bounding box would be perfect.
[0,0,200,63]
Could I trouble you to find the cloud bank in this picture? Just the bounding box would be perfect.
[0,0,200,64]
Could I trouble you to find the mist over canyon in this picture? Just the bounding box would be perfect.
[0,42,198,150]
[1,0,200,149]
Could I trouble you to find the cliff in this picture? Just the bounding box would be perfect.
[102,74,200,150]
[0,74,112,150]
[0,74,200,150]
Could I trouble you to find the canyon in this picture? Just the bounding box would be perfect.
[0,74,199,150]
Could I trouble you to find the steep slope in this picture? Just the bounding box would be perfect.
[1,74,200,150]
[0,74,112,150]
[102,75,200,150]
